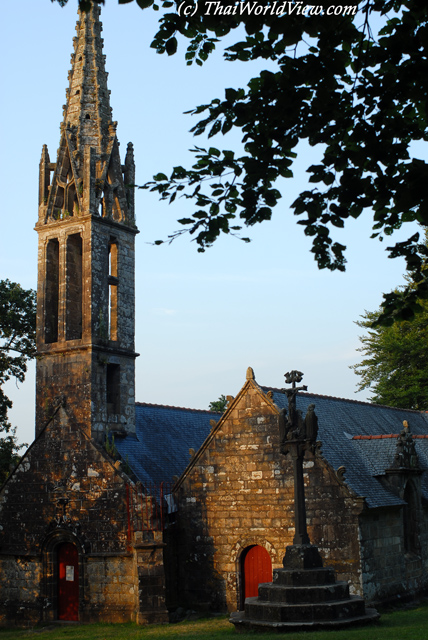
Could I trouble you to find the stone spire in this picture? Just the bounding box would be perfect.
[38,4,135,226]
[63,3,115,154]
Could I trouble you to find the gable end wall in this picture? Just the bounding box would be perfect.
[167,382,363,612]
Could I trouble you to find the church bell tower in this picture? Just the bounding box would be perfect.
[35,5,138,442]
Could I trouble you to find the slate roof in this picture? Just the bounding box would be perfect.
[268,389,428,509]
[116,389,428,509]
[115,402,219,487]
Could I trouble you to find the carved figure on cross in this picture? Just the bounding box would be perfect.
[281,370,308,442]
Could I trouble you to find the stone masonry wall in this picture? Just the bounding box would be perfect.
[0,407,138,625]
[135,534,169,625]
[168,380,363,612]
[82,555,137,623]
[359,504,428,604]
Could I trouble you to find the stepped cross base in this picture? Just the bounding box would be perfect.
[230,559,380,633]
[283,543,323,570]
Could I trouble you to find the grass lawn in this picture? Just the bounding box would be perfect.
[0,605,427,640]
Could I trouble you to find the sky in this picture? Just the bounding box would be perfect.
[0,0,421,446]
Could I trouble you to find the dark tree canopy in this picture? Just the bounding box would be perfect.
[54,1,428,322]
[0,280,36,482]
[209,394,228,412]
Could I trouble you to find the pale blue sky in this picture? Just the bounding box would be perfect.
[0,1,419,445]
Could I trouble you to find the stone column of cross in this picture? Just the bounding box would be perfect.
[280,371,322,566]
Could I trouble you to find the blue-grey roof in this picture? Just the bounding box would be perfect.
[269,389,428,508]
[115,403,219,487]
[117,390,428,509]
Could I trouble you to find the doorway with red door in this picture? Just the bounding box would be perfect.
[57,541,79,621]
[240,545,272,609]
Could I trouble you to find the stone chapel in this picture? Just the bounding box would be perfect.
[1,3,428,628]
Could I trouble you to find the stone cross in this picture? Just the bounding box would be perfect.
[280,371,322,568]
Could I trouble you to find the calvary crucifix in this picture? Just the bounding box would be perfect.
[280,370,322,567]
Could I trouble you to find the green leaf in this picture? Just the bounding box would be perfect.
[208,121,221,138]
[165,37,178,56]
[225,88,237,102]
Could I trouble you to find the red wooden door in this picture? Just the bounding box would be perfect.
[57,542,79,621]
[242,545,272,600]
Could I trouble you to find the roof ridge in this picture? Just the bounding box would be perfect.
[353,434,399,440]
[263,386,425,413]
[135,401,221,415]
[353,434,428,440]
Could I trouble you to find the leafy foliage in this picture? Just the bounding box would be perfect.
[54,1,428,322]
[352,231,428,411]
[352,301,428,409]
[208,394,228,412]
[0,280,36,482]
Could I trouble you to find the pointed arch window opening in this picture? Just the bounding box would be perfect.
[66,234,83,341]
[45,239,60,344]
[108,240,118,342]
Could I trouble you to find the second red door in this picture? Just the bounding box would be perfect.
[57,542,79,621]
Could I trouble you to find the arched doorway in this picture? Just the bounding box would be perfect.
[241,545,272,607]
[57,542,79,621]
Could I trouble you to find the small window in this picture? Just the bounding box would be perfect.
[106,363,120,415]
[85,114,90,120]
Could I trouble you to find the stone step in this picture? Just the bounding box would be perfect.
[230,607,380,633]
[244,594,366,623]
[272,567,336,587]
[258,580,350,604]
